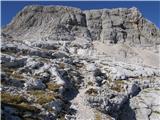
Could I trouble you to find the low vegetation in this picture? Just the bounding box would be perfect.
[153,111,160,115]
[32,56,50,64]
[110,80,125,92]
[46,82,61,92]
[95,110,101,120]
[11,102,40,113]
[74,63,84,68]
[58,63,65,69]
[87,81,94,86]
[85,88,98,96]
[2,65,24,81]
[1,92,27,104]
[1,92,40,113]
[29,90,57,105]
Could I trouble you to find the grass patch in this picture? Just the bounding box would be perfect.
[85,88,98,96]
[87,81,93,86]
[95,111,101,120]
[154,88,160,91]
[10,102,40,113]
[1,92,27,104]
[58,63,65,69]
[29,90,57,105]
[38,57,50,64]
[2,65,16,76]
[110,80,125,92]
[153,111,160,115]
[1,51,16,56]
[143,89,150,93]
[75,63,84,68]
[32,56,50,64]
[46,82,61,92]
[115,80,125,84]
[111,84,122,92]
[1,65,25,81]
[1,92,40,114]
[11,71,25,80]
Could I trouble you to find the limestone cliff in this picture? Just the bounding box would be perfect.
[3,5,160,47]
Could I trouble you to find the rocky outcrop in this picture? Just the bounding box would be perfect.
[130,88,160,120]
[120,88,160,120]
[85,7,160,46]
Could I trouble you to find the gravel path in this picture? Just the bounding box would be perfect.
[70,89,95,120]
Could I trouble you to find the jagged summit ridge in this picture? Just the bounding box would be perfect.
[3,5,160,47]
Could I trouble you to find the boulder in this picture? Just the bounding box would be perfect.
[129,88,160,120]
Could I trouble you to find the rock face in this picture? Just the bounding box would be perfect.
[3,5,89,42]
[120,88,160,120]
[3,6,160,46]
[85,8,160,46]
[1,5,160,120]
[130,88,160,120]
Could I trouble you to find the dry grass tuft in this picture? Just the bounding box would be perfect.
[95,110,101,120]
[85,88,98,96]
[58,63,65,69]
[1,92,27,104]
[2,65,24,81]
[46,82,61,92]
[11,102,40,113]
[87,81,94,86]
[29,90,57,105]
[110,80,125,92]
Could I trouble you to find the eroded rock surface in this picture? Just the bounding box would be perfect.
[1,5,160,120]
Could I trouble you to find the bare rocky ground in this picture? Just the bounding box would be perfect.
[1,5,160,120]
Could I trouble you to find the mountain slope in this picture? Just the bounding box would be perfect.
[1,5,160,120]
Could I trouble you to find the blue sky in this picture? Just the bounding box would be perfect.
[1,1,160,28]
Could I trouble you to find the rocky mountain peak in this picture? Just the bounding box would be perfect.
[3,5,87,41]
[3,5,160,47]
